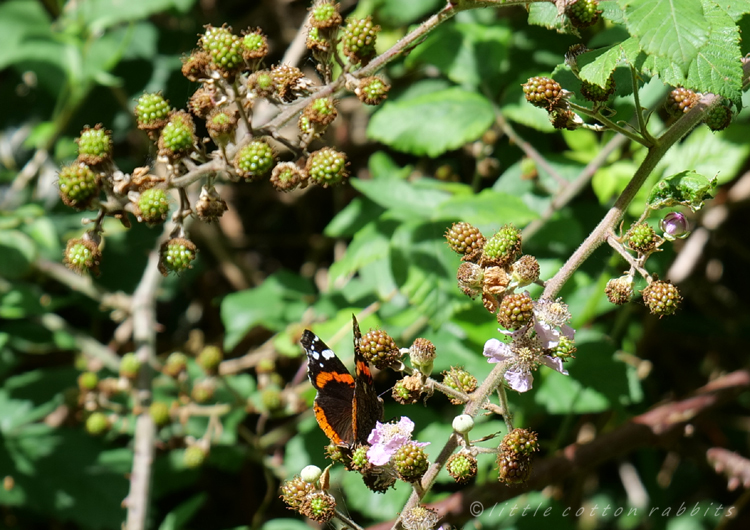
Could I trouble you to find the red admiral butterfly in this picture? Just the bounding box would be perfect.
[301,316,384,446]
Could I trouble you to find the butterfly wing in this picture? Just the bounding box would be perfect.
[351,315,384,445]
[301,329,355,445]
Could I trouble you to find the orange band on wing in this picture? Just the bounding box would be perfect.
[314,403,344,445]
[315,371,355,388]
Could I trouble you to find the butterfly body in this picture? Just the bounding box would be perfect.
[301,316,383,447]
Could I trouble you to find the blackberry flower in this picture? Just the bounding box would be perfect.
[367,417,428,466]
[483,336,568,393]
[533,298,575,349]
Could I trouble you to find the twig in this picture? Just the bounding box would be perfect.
[36,312,122,371]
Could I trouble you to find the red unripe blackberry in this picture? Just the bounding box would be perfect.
[306,147,349,187]
[445,222,485,255]
[566,0,602,29]
[497,291,534,330]
[356,76,390,105]
[580,75,615,102]
[394,442,429,482]
[58,162,100,210]
[666,87,700,117]
[159,237,197,276]
[76,124,113,166]
[497,448,532,484]
[342,16,379,64]
[522,76,562,109]
[626,222,659,253]
[234,139,275,180]
[360,328,401,369]
[135,92,171,132]
[501,428,539,457]
[641,280,682,317]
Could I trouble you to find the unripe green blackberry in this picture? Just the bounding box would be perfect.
[705,102,732,131]
[298,114,314,136]
[183,445,208,468]
[64,237,101,275]
[191,378,216,403]
[666,87,700,117]
[247,70,275,99]
[626,222,659,254]
[120,353,141,379]
[303,97,338,128]
[163,352,188,377]
[342,16,379,65]
[324,442,346,464]
[360,329,401,369]
[566,0,602,29]
[550,335,577,361]
[135,92,171,132]
[350,445,370,472]
[85,412,109,436]
[522,76,562,109]
[280,476,316,509]
[299,491,336,523]
[136,188,170,224]
[442,366,477,405]
[206,108,237,147]
[201,25,244,79]
[456,262,484,299]
[580,75,615,102]
[270,162,307,192]
[501,428,539,457]
[310,0,342,30]
[181,50,211,83]
[76,124,113,166]
[234,139,275,180]
[511,254,540,288]
[356,76,390,105]
[196,345,223,374]
[306,147,349,187]
[149,401,171,427]
[497,291,534,330]
[195,185,228,223]
[641,280,682,317]
[409,338,436,377]
[392,375,423,405]
[241,28,268,68]
[446,452,477,484]
[159,237,197,276]
[58,162,100,210]
[482,225,522,266]
[445,222,485,256]
[394,442,429,482]
[261,387,283,411]
[606,275,634,305]
[78,371,99,391]
[270,64,307,102]
[306,27,331,54]
[497,448,532,484]
[157,111,196,160]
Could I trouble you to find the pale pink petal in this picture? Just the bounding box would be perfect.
[505,368,533,392]
[367,444,392,466]
[483,338,513,363]
[540,355,569,376]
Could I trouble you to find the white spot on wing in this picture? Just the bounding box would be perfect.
[322,349,335,360]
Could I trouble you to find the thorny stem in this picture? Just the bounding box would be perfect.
[606,234,651,280]
[570,102,653,148]
[630,66,658,146]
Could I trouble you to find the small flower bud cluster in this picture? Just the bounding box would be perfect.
[521,76,580,130]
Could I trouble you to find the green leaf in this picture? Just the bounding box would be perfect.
[260,520,310,530]
[0,230,37,279]
[433,189,538,234]
[620,0,709,74]
[350,178,451,218]
[713,0,750,21]
[374,0,443,26]
[646,170,716,211]
[328,219,396,286]
[0,0,60,70]
[367,87,494,156]
[579,38,641,87]
[221,271,314,351]
[63,0,196,32]
[158,493,207,530]
[528,1,569,32]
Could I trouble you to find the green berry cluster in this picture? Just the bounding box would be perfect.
[304,98,338,127]
[306,147,349,187]
[641,280,682,317]
[342,16,379,64]
[120,352,142,379]
[497,291,534,330]
[280,476,316,509]
[183,446,208,468]
[446,453,477,484]
[705,102,733,131]
[626,223,659,254]
[137,188,170,224]
[163,352,188,378]
[206,108,237,146]
[149,401,171,426]
[241,28,268,65]
[234,140,275,180]
[482,225,522,266]
[158,111,196,160]
[64,237,101,275]
[356,76,390,105]
[497,447,532,484]
[394,442,429,482]
[159,237,197,276]
[501,428,540,457]
[201,25,244,79]
[77,124,113,166]
[550,335,577,361]
[197,345,223,374]
[135,92,171,131]
[442,366,477,405]
[360,329,401,369]
[522,76,562,109]
[270,162,307,192]
[566,0,602,28]
[310,0,342,30]
[58,162,100,209]
[580,75,615,102]
[78,371,99,391]
[85,412,109,436]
